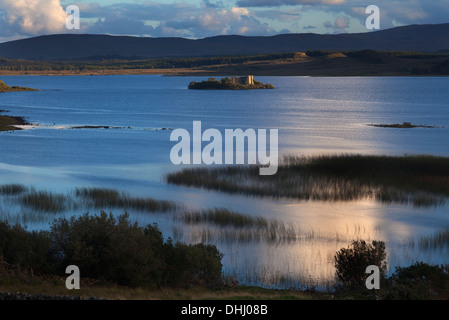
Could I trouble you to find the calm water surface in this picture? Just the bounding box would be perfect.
[1,75,449,289]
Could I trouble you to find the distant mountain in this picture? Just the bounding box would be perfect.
[0,23,448,61]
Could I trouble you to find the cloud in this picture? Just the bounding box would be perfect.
[236,0,345,7]
[0,0,447,41]
[0,0,67,36]
[81,1,276,38]
[253,8,302,21]
[323,16,350,33]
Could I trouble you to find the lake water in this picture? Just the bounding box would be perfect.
[1,75,449,289]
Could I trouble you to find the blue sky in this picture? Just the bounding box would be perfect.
[0,0,448,42]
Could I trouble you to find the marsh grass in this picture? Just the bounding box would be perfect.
[415,228,449,249]
[166,154,449,207]
[19,191,70,213]
[0,186,179,220]
[175,208,301,244]
[178,208,270,229]
[0,184,28,195]
[75,187,178,212]
[174,208,364,245]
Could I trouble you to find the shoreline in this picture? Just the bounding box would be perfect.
[0,114,30,132]
[1,50,448,78]
[1,69,448,77]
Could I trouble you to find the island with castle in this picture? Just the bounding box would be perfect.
[188,75,274,90]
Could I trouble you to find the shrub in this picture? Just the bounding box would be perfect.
[48,212,223,288]
[0,212,224,288]
[383,262,449,300]
[0,221,53,275]
[164,241,223,288]
[334,240,387,289]
[49,212,168,287]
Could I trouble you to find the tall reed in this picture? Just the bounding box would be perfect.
[166,154,449,207]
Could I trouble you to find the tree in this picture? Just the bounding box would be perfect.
[334,240,387,289]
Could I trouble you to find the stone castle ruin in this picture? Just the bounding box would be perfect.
[231,75,254,85]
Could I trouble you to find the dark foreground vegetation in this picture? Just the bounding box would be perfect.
[1,215,448,299]
[0,212,223,289]
[166,154,449,207]
[333,240,449,300]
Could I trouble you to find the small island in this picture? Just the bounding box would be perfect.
[0,80,38,93]
[369,122,443,129]
[188,75,274,90]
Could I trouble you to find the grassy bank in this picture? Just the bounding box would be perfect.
[0,80,38,93]
[166,154,449,207]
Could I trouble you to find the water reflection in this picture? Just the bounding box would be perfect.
[1,76,449,288]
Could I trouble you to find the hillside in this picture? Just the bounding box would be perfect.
[0,23,448,61]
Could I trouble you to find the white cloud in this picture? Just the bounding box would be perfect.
[82,2,275,38]
[0,0,68,36]
[0,0,447,41]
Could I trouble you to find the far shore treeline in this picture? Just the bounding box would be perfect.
[0,50,448,76]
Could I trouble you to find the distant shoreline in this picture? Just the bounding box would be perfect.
[0,50,448,77]
[0,69,448,77]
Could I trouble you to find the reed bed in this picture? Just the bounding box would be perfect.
[174,208,299,244]
[75,187,179,212]
[0,185,179,217]
[0,184,28,195]
[174,208,365,245]
[415,228,449,249]
[166,154,449,207]
[19,191,71,213]
[177,208,270,229]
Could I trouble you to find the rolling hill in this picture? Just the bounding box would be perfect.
[0,23,448,61]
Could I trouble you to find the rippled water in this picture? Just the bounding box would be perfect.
[1,75,449,289]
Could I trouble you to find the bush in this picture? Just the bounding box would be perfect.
[334,240,387,289]
[0,221,53,274]
[49,212,166,286]
[164,241,223,288]
[48,212,223,288]
[383,262,449,300]
[0,212,224,288]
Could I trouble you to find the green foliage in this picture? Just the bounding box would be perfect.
[334,240,387,289]
[49,212,160,286]
[383,262,449,300]
[0,221,53,274]
[0,212,223,288]
[164,242,223,288]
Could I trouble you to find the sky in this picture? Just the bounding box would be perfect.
[0,0,448,42]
